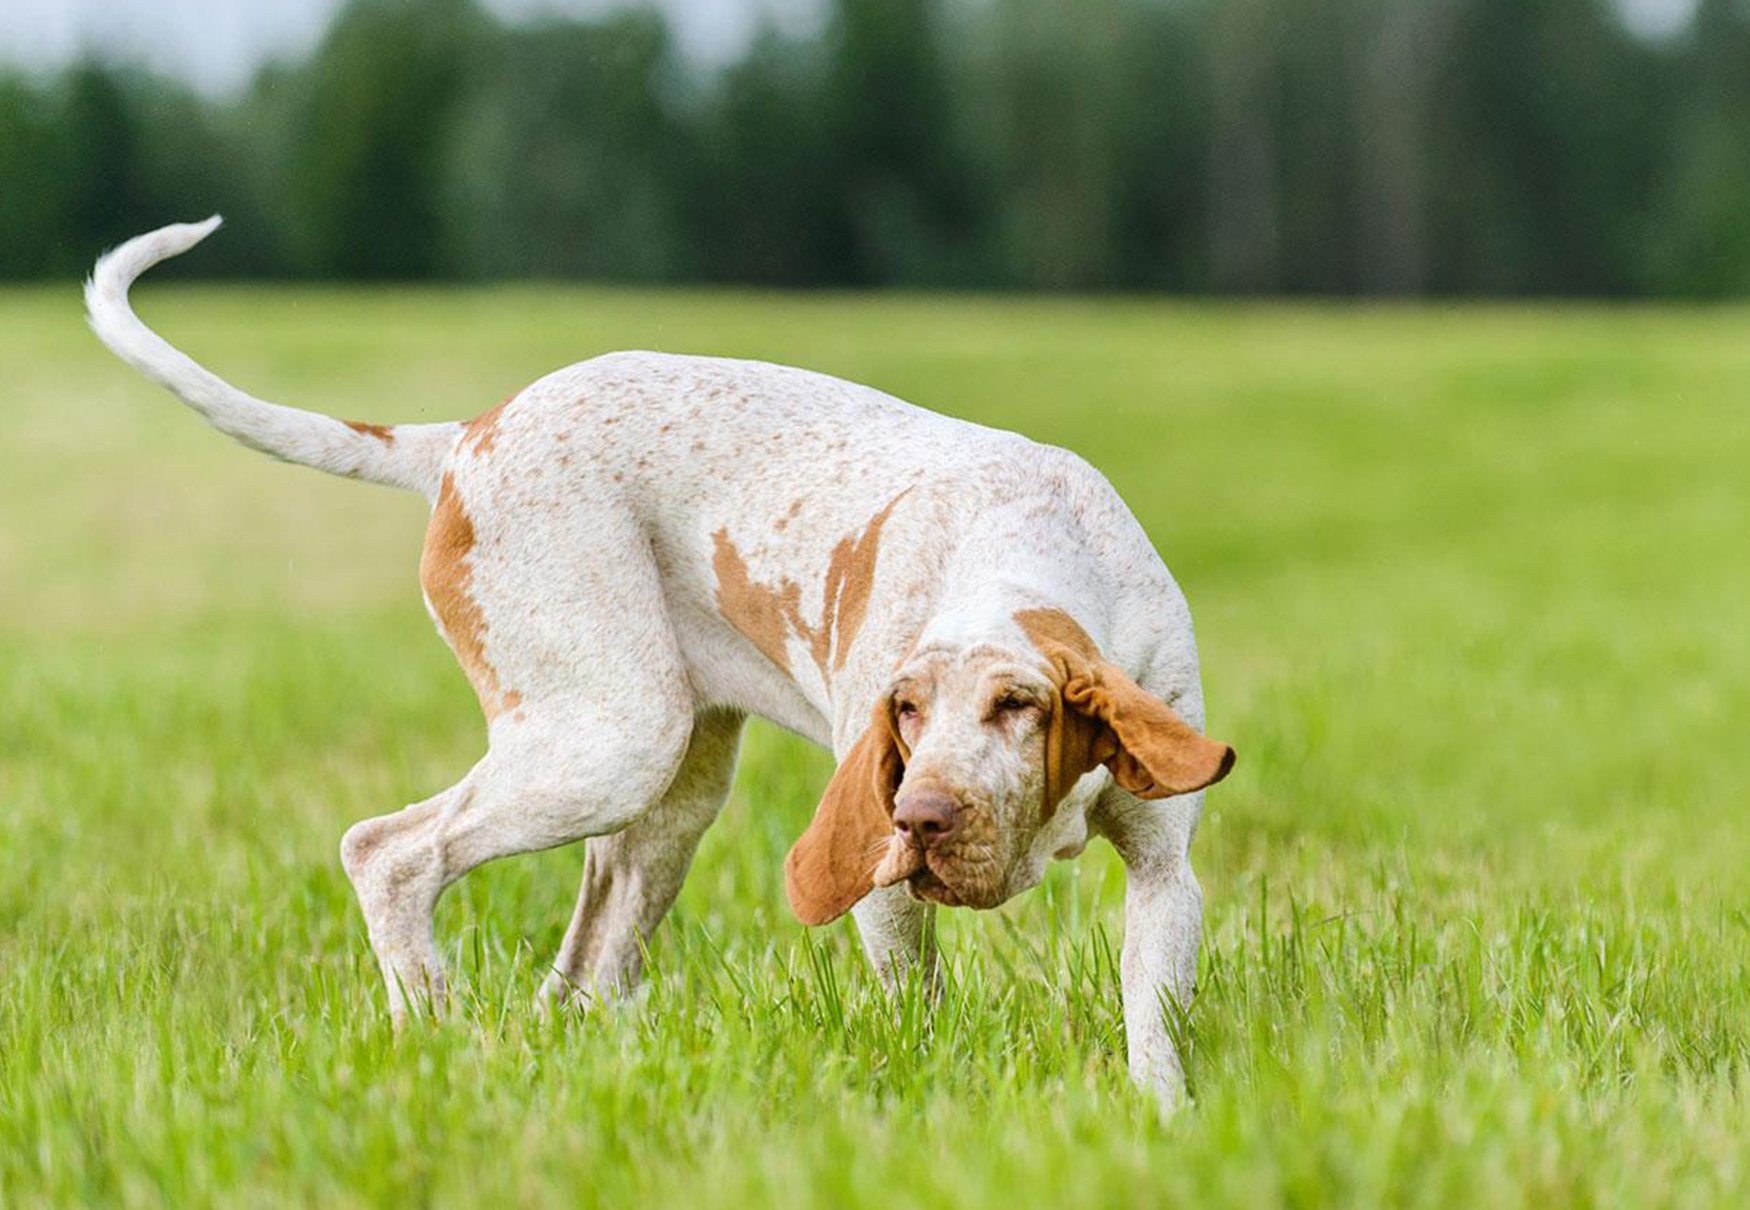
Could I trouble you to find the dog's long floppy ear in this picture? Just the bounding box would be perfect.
[1061,661,1236,798]
[784,700,906,926]
[1018,608,1235,810]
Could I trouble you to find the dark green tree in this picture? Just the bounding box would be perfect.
[814,0,980,284]
[687,28,852,285]
[1646,0,1750,295]
[442,12,691,279]
[280,0,479,277]
[59,65,152,259]
[1423,0,1673,294]
[0,76,68,277]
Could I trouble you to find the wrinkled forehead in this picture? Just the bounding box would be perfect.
[896,610,1049,687]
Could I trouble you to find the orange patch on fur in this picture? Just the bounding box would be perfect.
[711,530,802,673]
[345,419,394,443]
[420,473,520,717]
[1014,607,1100,662]
[463,394,515,457]
[825,492,905,672]
[713,489,909,681]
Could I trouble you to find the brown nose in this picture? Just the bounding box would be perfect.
[893,792,961,849]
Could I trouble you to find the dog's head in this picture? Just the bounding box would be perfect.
[784,608,1235,924]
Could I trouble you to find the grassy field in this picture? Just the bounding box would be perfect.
[3,282,1750,1209]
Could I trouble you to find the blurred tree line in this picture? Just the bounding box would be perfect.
[2,0,1747,294]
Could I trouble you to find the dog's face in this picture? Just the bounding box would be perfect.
[875,647,1061,908]
[783,608,1235,925]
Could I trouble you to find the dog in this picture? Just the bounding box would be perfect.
[87,219,1234,1109]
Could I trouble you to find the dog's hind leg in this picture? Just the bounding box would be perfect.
[341,687,695,1021]
[340,467,710,1019]
[538,707,745,1010]
[339,775,475,1017]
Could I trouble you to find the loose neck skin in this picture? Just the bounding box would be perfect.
[929,495,1120,650]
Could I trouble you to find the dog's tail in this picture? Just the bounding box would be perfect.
[85,217,458,499]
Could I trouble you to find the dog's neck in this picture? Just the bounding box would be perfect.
[930,496,1117,647]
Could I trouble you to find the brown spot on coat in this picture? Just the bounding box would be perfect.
[1014,607,1101,663]
[463,395,514,457]
[712,529,802,673]
[345,419,395,443]
[713,489,910,682]
[825,492,905,672]
[421,473,520,717]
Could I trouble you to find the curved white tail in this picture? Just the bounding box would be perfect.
[85,218,458,498]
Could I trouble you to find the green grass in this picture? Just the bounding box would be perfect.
[4,282,1750,1209]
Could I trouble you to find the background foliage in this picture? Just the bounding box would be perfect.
[3,0,1749,293]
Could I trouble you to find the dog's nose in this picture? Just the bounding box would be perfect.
[892,793,960,849]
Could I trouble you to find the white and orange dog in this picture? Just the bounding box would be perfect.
[88,219,1234,1108]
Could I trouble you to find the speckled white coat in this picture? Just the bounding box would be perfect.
[87,220,1233,1112]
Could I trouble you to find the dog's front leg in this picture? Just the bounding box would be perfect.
[1119,854,1201,1113]
[1103,791,1204,1115]
[851,883,938,996]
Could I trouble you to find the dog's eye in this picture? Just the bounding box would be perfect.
[895,700,919,719]
[993,694,1035,715]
